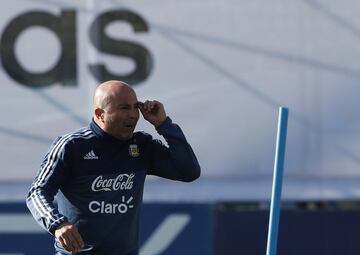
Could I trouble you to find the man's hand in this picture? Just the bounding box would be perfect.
[55,222,84,253]
[139,100,167,127]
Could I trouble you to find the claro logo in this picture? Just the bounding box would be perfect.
[0,9,153,88]
[89,197,134,214]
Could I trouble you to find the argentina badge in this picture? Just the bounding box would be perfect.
[129,144,140,157]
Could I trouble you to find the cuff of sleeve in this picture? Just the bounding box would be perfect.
[155,117,172,133]
[49,216,68,235]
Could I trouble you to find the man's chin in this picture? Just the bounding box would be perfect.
[111,129,132,140]
[122,130,135,140]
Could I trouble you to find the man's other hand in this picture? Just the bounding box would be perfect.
[55,222,84,253]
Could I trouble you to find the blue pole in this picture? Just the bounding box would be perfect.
[266,107,289,255]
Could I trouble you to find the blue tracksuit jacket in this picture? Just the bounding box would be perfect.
[26,117,200,255]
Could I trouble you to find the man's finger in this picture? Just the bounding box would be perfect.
[144,100,151,111]
[138,104,146,117]
[60,235,73,252]
[135,101,144,109]
[148,101,155,111]
[58,236,66,250]
[71,229,84,250]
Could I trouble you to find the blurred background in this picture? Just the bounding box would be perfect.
[0,0,359,254]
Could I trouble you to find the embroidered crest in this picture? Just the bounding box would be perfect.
[129,144,140,157]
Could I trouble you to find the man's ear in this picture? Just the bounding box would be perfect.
[94,108,105,122]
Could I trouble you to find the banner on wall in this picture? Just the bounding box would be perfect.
[0,202,213,255]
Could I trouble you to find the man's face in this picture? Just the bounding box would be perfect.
[102,90,140,140]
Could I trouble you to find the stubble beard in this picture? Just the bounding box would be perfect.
[106,115,134,140]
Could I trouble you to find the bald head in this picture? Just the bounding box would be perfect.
[93,80,140,140]
[93,80,135,111]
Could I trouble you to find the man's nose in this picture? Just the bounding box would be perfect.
[129,108,139,119]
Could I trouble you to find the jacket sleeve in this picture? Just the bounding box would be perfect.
[147,117,201,182]
[26,136,70,235]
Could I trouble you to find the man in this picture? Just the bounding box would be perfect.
[26,80,201,255]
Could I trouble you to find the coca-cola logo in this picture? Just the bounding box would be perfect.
[91,174,134,192]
